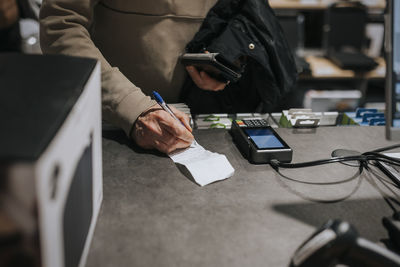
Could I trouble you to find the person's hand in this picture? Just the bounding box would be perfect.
[0,0,18,29]
[131,104,194,154]
[186,66,228,91]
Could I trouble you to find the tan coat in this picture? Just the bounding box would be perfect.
[40,0,217,135]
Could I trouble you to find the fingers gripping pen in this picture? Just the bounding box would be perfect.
[152,91,191,131]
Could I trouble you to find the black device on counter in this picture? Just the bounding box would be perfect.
[290,220,400,267]
[231,119,292,164]
[180,52,242,82]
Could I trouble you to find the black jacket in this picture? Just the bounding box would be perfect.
[181,0,298,114]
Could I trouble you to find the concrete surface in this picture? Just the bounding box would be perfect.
[86,127,397,267]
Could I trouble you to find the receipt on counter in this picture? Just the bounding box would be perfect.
[169,140,234,186]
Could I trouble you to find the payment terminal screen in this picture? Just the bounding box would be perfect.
[244,128,285,149]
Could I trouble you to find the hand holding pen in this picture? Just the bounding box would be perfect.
[152,91,192,132]
[131,92,193,154]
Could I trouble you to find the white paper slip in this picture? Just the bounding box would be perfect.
[169,140,235,186]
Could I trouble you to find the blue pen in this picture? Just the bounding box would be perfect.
[152,91,190,131]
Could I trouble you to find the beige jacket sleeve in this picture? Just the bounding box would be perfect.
[39,0,156,136]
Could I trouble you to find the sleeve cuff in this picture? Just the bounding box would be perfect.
[115,93,156,136]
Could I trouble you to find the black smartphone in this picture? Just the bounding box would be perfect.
[231,119,293,164]
[180,52,242,82]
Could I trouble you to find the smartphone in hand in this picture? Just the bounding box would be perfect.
[180,53,242,82]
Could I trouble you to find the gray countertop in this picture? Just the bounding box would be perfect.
[86,126,398,267]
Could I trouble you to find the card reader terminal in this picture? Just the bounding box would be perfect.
[231,119,293,164]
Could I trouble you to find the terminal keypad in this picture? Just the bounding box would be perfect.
[243,119,268,127]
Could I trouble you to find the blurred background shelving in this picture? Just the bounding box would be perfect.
[271,0,387,113]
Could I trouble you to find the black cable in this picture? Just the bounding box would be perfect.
[370,144,400,153]
[275,167,361,185]
[273,169,364,204]
[270,150,400,170]
[387,197,400,209]
[365,167,400,212]
[270,144,400,205]
[367,165,400,207]
[368,157,400,167]
[366,151,400,159]
[362,155,400,167]
[383,196,398,213]
[369,162,400,189]
[270,155,368,169]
